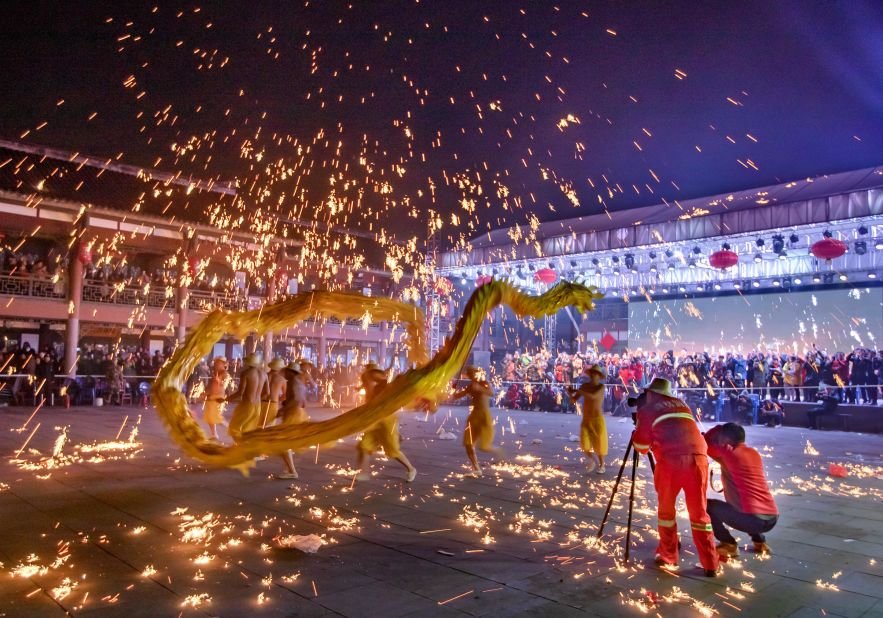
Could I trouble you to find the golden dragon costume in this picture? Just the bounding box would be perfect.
[152,280,602,473]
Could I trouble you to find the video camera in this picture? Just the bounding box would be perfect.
[626,390,647,409]
[625,389,646,425]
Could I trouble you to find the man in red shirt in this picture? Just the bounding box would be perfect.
[704,423,778,559]
[632,378,720,576]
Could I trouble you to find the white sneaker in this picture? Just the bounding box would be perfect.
[406,467,417,482]
[355,471,370,482]
[585,459,597,473]
[274,472,298,480]
[596,465,606,474]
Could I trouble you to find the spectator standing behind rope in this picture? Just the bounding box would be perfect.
[631,378,721,577]
[832,353,849,401]
[871,351,882,405]
[783,357,801,401]
[704,423,778,560]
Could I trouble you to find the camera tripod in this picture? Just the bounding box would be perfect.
[595,434,656,564]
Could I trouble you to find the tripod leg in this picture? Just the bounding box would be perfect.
[623,449,640,564]
[596,439,633,538]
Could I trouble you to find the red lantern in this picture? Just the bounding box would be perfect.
[708,249,739,269]
[187,256,199,277]
[475,274,493,287]
[534,268,557,284]
[811,238,847,262]
[77,243,92,265]
[434,277,453,296]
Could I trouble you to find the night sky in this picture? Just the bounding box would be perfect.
[0,1,880,244]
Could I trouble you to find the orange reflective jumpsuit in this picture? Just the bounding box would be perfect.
[633,391,719,571]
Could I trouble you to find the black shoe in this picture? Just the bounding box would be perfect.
[704,568,721,577]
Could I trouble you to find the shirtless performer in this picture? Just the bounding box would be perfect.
[274,361,309,480]
[203,357,229,441]
[355,363,417,482]
[298,359,318,392]
[280,362,309,424]
[261,358,287,430]
[452,366,502,476]
[226,354,266,441]
[567,363,608,474]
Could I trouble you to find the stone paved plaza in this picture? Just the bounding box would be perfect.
[0,403,881,617]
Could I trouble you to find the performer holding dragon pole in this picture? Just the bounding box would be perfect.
[152,280,603,470]
[452,366,503,476]
[202,357,229,442]
[567,363,608,474]
[355,363,417,482]
[273,360,309,480]
[261,357,287,429]
[226,353,267,441]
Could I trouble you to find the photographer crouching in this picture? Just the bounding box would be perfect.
[631,378,721,576]
[704,423,778,559]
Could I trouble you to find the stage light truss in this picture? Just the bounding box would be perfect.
[543,312,557,351]
[425,221,442,355]
[439,215,883,294]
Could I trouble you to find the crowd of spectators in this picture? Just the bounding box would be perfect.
[0,248,60,279]
[496,347,883,416]
[0,245,382,299]
[76,344,170,377]
[84,262,241,294]
[0,245,243,295]
[0,342,178,406]
[1,341,60,405]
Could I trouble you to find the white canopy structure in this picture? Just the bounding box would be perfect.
[438,166,883,296]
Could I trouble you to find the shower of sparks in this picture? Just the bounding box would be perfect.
[10,420,143,473]
[0,3,879,615]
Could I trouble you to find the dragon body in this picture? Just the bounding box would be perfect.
[151,280,602,472]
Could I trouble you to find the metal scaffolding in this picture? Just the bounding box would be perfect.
[438,166,883,272]
[436,169,883,296]
[425,220,442,356]
[428,296,441,356]
[543,312,557,351]
[438,215,883,297]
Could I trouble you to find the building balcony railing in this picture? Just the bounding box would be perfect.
[82,279,172,309]
[0,274,66,299]
[0,275,383,328]
[0,274,246,312]
[187,289,247,312]
[324,316,382,329]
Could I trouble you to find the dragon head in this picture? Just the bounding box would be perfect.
[545,280,604,314]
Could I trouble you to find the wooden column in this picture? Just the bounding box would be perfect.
[63,245,84,376]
